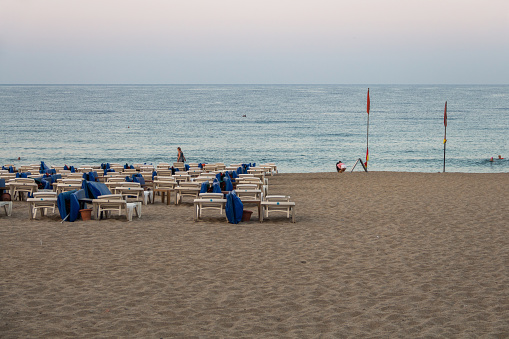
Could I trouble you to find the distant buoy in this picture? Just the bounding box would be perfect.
[128,126,130,128]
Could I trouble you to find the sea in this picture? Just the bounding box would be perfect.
[0,84,507,173]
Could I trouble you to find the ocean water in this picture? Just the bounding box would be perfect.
[0,84,507,173]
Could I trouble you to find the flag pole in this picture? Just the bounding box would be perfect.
[366,88,370,169]
[443,101,447,173]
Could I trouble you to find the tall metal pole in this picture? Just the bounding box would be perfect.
[443,101,447,173]
[366,114,370,167]
[366,88,370,169]
[443,125,446,172]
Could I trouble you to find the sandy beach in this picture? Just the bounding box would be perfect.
[1,171,508,338]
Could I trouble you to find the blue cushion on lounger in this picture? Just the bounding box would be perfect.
[40,161,50,172]
[133,175,145,185]
[40,179,51,190]
[84,181,111,199]
[16,172,29,178]
[73,188,86,202]
[47,174,61,189]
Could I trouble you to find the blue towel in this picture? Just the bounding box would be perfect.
[225,191,243,224]
[200,182,209,193]
[224,176,233,191]
[85,171,98,182]
[185,164,190,171]
[212,182,222,193]
[55,189,86,222]
[57,190,79,221]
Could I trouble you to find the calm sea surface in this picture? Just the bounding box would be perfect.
[0,84,507,173]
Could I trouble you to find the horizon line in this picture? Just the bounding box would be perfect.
[1,83,508,86]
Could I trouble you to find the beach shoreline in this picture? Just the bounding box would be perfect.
[1,171,508,337]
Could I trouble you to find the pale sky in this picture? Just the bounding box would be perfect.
[1,0,508,84]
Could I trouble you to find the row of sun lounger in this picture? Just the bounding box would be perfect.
[1,162,294,222]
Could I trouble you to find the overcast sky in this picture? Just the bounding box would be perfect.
[1,0,508,84]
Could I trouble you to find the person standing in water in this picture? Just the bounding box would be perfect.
[177,147,186,162]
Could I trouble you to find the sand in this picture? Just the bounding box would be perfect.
[1,171,508,338]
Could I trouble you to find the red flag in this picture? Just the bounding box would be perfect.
[444,101,447,127]
[367,88,370,115]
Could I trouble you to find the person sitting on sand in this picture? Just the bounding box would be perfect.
[336,160,346,173]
